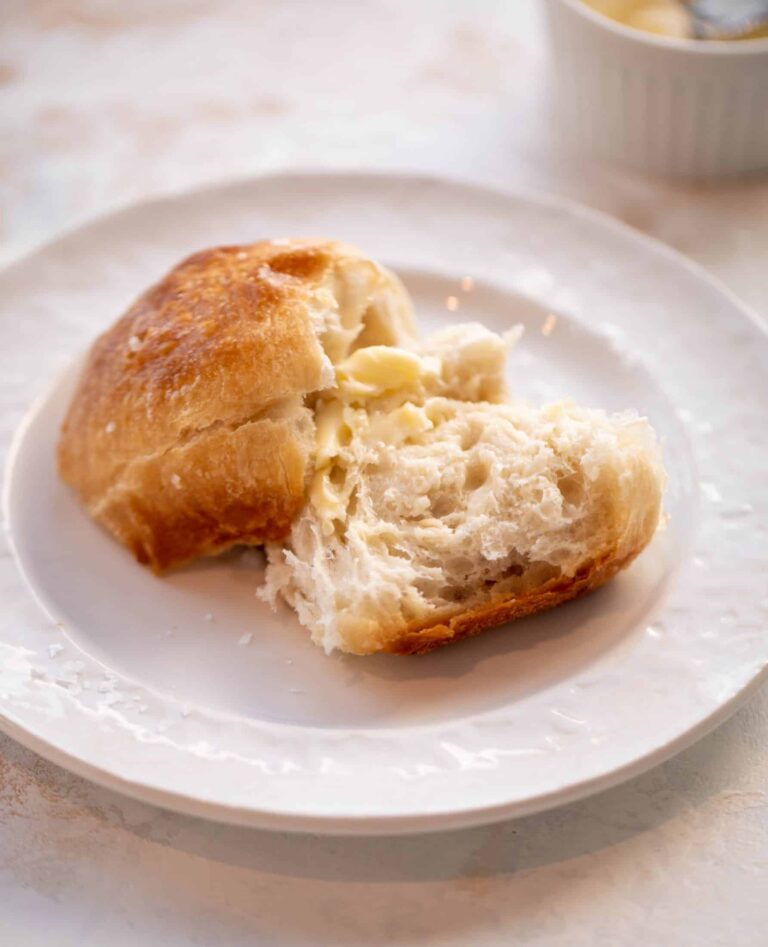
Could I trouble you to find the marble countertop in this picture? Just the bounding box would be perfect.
[2,1,768,944]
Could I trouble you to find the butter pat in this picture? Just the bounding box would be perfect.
[367,403,433,446]
[582,0,691,38]
[315,400,347,467]
[338,346,429,397]
[625,1,690,37]
[310,471,345,534]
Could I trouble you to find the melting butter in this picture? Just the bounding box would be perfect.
[583,0,768,39]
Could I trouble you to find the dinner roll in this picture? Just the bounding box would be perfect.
[58,239,416,571]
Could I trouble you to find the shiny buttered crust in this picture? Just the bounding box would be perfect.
[57,239,414,571]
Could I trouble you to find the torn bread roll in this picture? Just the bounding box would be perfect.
[260,323,665,655]
[57,239,416,571]
[58,238,665,655]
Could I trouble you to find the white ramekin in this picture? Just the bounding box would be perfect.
[542,0,768,177]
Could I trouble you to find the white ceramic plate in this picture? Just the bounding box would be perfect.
[2,172,767,835]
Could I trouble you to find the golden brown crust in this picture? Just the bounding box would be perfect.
[57,238,389,571]
[93,411,314,572]
[387,546,639,655]
[58,241,339,504]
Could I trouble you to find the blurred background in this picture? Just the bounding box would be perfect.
[2,0,768,313]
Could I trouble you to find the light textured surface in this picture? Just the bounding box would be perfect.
[2,1,768,944]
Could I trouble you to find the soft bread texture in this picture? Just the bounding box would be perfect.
[59,237,665,656]
[260,325,665,655]
[58,239,416,571]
